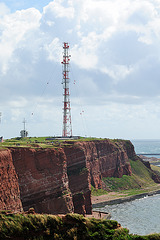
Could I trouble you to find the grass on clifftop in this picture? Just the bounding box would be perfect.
[0,137,74,149]
[0,212,160,240]
[0,212,124,239]
[92,158,158,197]
[0,136,128,149]
[105,159,155,190]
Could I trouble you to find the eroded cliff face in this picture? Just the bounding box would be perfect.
[0,139,136,215]
[64,145,92,215]
[0,149,23,212]
[64,139,133,214]
[11,148,74,214]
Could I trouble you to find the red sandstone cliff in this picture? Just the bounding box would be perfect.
[0,149,23,212]
[0,139,137,215]
[64,139,133,214]
[11,148,74,214]
[64,145,92,215]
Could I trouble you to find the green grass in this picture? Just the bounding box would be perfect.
[91,185,109,196]
[0,137,72,149]
[0,212,160,239]
[0,212,120,239]
[91,158,158,197]
[151,164,160,173]
[0,136,101,148]
[103,175,142,191]
[105,159,155,191]
[0,136,130,149]
[77,137,106,141]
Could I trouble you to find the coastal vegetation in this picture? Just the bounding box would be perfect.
[0,136,80,149]
[105,159,155,190]
[2,136,159,198]
[1,137,160,238]
[0,137,63,148]
[91,158,160,198]
[0,212,160,240]
[0,136,124,148]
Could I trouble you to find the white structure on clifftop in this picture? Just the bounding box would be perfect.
[20,118,28,138]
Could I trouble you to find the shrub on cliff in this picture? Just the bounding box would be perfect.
[0,212,127,239]
[0,212,160,239]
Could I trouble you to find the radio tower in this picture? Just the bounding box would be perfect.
[61,42,72,137]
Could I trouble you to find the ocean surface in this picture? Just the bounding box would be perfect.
[97,194,160,235]
[131,139,160,158]
[97,140,160,235]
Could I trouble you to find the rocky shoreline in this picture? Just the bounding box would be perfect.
[92,188,160,208]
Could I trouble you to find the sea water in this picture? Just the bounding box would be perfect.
[98,194,160,235]
[131,139,160,158]
[97,140,160,235]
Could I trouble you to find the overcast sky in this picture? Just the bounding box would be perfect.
[0,0,160,139]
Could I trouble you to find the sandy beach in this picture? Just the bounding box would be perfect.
[91,192,127,204]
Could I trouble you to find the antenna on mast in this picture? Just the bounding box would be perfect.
[20,118,28,138]
[0,112,3,142]
[61,42,72,137]
[23,118,26,131]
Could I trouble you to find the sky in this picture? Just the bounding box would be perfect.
[0,0,160,140]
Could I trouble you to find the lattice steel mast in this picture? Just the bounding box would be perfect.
[61,42,72,137]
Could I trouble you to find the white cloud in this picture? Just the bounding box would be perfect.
[101,65,134,83]
[9,97,28,108]
[45,37,61,62]
[11,108,23,121]
[0,3,10,16]
[0,8,41,73]
[123,0,160,44]
[43,0,74,19]
[1,0,160,139]
[72,47,98,70]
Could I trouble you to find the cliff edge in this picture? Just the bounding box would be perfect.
[0,149,22,212]
[0,139,150,214]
